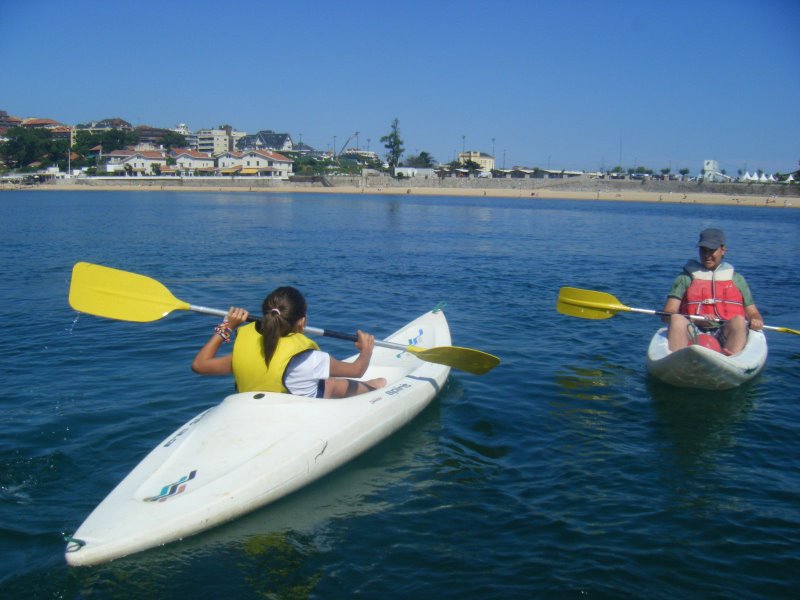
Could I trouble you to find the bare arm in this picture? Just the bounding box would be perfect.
[746,304,764,331]
[328,330,375,378]
[661,297,681,323]
[191,307,249,375]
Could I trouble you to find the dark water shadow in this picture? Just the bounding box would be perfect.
[647,377,759,522]
[647,376,756,464]
[646,377,760,518]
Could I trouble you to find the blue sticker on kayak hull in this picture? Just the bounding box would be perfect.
[144,470,197,502]
[397,328,425,359]
[408,328,423,346]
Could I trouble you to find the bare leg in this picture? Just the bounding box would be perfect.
[667,314,692,351]
[324,377,387,399]
[721,315,748,355]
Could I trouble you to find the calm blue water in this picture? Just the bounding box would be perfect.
[1,190,798,598]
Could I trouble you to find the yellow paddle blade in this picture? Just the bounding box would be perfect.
[556,287,632,320]
[69,262,191,322]
[406,345,500,375]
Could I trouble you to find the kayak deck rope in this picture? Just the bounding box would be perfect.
[63,533,86,551]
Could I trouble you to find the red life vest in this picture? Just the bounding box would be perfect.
[679,260,746,320]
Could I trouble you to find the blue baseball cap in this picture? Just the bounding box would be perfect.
[698,228,726,249]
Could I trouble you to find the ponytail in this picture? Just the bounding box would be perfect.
[260,287,308,366]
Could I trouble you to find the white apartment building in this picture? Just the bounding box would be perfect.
[190,127,248,156]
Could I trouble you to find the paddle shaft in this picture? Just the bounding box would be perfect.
[557,287,794,335]
[617,304,783,332]
[191,304,420,353]
[69,262,500,374]
[598,304,791,333]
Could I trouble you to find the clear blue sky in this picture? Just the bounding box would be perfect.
[2,0,798,174]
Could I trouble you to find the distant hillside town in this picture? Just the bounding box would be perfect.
[0,109,797,185]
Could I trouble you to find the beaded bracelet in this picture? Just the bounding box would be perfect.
[214,320,233,343]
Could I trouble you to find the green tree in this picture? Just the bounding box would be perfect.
[73,130,97,156]
[49,139,69,167]
[380,118,404,167]
[0,127,51,168]
[100,129,138,152]
[404,151,435,168]
[71,128,138,157]
[679,168,690,178]
[462,159,482,173]
[292,155,335,176]
[159,131,187,150]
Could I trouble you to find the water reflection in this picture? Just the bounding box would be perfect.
[648,377,757,513]
[547,363,636,435]
[553,361,639,403]
[555,365,614,401]
[648,377,755,463]
[239,530,321,599]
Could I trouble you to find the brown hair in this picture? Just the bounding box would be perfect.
[260,286,307,366]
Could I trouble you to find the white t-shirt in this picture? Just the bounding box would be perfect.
[284,350,331,397]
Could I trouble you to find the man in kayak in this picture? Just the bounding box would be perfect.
[662,228,764,355]
[192,286,386,397]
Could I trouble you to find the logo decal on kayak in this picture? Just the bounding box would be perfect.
[144,470,197,502]
[408,328,424,346]
[164,411,209,447]
[397,328,424,358]
[385,383,412,397]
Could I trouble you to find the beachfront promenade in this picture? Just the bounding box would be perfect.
[4,174,799,207]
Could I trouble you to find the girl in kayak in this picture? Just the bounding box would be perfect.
[192,286,386,398]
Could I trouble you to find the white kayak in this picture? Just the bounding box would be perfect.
[646,326,767,390]
[65,309,451,566]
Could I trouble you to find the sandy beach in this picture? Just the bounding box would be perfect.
[4,179,798,208]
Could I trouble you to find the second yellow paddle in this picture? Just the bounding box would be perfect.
[556,286,799,335]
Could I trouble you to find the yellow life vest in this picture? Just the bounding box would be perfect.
[231,323,320,393]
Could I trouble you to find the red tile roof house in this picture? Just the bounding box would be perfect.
[236,149,294,179]
[20,118,73,142]
[169,148,215,176]
[216,151,245,176]
[102,149,166,175]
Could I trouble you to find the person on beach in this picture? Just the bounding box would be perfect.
[662,228,763,355]
[192,286,386,397]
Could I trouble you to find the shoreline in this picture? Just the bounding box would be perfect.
[4,180,797,208]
